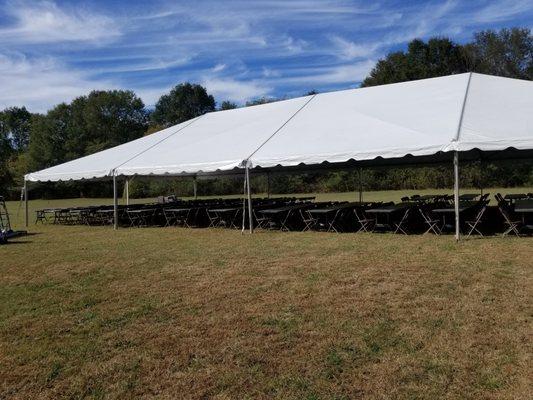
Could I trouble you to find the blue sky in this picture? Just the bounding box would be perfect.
[0,0,531,112]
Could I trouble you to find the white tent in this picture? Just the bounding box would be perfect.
[24,73,533,238]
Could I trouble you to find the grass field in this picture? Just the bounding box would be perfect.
[1,189,532,399]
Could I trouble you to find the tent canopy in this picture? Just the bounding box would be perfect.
[25,73,533,182]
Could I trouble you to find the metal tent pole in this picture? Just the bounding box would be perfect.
[454,151,460,241]
[246,165,253,234]
[267,172,271,199]
[241,170,247,234]
[113,173,118,230]
[125,178,130,206]
[358,168,363,202]
[193,177,198,200]
[24,179,28,227]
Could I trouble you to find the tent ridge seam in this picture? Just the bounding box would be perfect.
[454,72,473,143]
[245,94,318,164]
[112,114,205,175]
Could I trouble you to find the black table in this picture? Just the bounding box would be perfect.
[163,208,194,227]
[308,202,368,232]
[258,204,311,231]
[366,203,414,234]
[514,200,533,232]
[127,208,157,227]
[504,194,530,205]
[432,201,478,232]
[459,193,480,201]
[207,207,241,228]
[514,200,533,213]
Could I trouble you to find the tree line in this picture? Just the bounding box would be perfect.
[1,28,531,199]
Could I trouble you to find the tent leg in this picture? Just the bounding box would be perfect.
[454,151,460,241]
[267,172,271,199]
[241,171,247,234]
[24,179,28,228]
[113,174,118,230]
[246,166,253,234]
[358,168,363,203]
[125,178,129,206]
[193,177,197,200]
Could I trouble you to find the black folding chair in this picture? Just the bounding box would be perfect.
[354,208,374,233]
[253,209,270,229]
[393,208,411,234]
[419,205,441,235]
[206,209,221,227]
[300,209,318,232]
[465,194,489,237]
[495,193,521,236]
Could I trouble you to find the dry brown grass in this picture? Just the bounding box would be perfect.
[1,197,532,399]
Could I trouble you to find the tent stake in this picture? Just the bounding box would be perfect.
[454,151,460,241]
[113,173,118,230]
[246,165,253,234]
[24,179,28,228]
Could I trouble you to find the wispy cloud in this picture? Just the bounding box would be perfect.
[201,78,272,103]
[0,0,531,112]
[329,35,381,60]
[0,52,115,111]
[0,0,121,44]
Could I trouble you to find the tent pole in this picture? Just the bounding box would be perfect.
[113,173,118,230]
[125,178,129,206]
[246,165,253,234]
[193,177,198,200]
[24,179,28,228]
[358,168,363,202]
[267,172,271,199]
[454,151,460,241]
[241,170,247,234]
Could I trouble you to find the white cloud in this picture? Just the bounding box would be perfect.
[271,61,376,86]
[201,78,272,102]
[471,0,533,24]
[329,35,380,60]
[262,67,281,78]
[0,0,121,44]
[212,63,227,73]
[0,53,115,112]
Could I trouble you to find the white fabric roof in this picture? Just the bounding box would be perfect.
[26,73,533,182]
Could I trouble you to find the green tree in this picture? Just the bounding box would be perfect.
[0,107,33,151]
[219,100,238,110]
[28,104,72,171]
[151,83,215,127]
[362,37,468,87]
[464,28,533,80]
[245,97,278,107]
[28,90,147,171]
[0,121,13,192]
